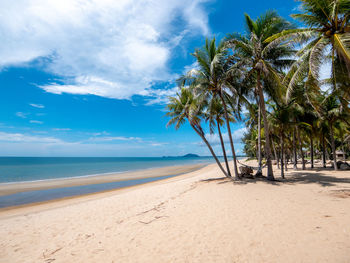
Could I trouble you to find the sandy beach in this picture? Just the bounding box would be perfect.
[1,160,350,262]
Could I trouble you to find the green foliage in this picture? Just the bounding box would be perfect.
[166,2,350,174]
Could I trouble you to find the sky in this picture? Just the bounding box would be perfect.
[0,0,299,157]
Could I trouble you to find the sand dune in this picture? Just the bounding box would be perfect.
[1,160,350,262]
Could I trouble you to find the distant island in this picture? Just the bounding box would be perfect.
[162,153,200,158]
[182,153,200,158]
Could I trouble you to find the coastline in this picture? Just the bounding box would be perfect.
[0,163,205,197]
[1,160,350,262]
[0,163,211,218]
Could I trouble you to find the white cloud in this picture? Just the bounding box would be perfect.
[52,128,71,131]
[145,86,179,105]
[0,131,175,156]
[88,136,142,142]
[30,120,43,124]
[150,142,169,147]
[29,103,45,108]
[16,112,29,119]
[0,0,212,102]
[0,132,61,143]
[205,127,248,145]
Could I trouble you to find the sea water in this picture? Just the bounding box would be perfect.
[0,157,216,183]
[0,156,244,208]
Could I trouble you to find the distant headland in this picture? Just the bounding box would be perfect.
[162,153,200,158]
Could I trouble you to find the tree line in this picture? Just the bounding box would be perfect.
[166,0,350,180]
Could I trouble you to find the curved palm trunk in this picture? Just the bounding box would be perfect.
[190,123,229,177]
[293,128,298,170]
[280,130,285,179]
[257,73,274,180]
[329,122,338,171]
[310,133,314,169]
[217,119,232,177]
[219,93,239,179]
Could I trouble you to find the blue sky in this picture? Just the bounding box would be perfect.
[0,0,298,157]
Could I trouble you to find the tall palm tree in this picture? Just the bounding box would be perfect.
[166,87,229,178]
[226,11,295,180]
[266,0,350,97]
[302,111,318,168]
[205,98,234,177]
[180,38,240,179]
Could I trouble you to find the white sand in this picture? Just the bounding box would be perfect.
[1,160,350,262]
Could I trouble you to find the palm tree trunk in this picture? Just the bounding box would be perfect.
[272,138,280,169]
[217,119,231,177]
[310,133,314,169]
[285,148,288,172]
[341,135,346,161]
[293,128,297,170]
[219,93,239,179]
[256,97,262,175]
[280,130,285,179]
[257,73,274,180]
[322,132,326,168]
[329,122,338,171]
[296,127,305,170]
[190,123,229,177]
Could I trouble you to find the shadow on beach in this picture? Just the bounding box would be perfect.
[200,167,350,188]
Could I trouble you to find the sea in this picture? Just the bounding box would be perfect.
[0,156,218,183]
[0,156,232,208]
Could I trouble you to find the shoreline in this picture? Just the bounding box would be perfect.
[0,163,214,218]
[0,158,217,185]
[0,163,205,197]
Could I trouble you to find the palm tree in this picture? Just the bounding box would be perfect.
[166,87,229,177]
[180,38,240,179]
[317,93,349,170]
[243,103,265,166]
[266,0,350,97]
[302,111,318,168]
[205,98,233,177]
[268,98,295,178]
[226,11,295,180]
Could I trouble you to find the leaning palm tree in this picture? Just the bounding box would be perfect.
[205,98,234,177]
[226,11,295,180]
[166,87,229,178]
[266,0,350,97]
[179,38,240,179]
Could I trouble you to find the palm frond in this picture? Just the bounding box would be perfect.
[333,33,350,67]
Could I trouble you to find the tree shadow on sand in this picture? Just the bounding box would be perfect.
[200,169,350,188]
